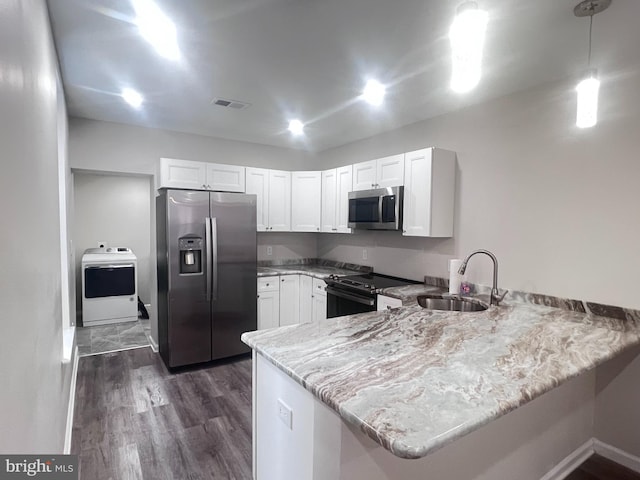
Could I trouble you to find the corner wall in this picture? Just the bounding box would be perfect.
[0,0,74,452]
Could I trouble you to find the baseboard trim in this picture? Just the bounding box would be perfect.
[63,346,79,454]
[540,439,594,480]
[593,439,640,473]
[148,335,159,353]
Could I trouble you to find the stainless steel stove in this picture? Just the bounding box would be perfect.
[324,273,419,318]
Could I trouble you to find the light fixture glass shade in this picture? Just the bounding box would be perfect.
[133,0,180,60]
[361,79,386,106]
[576,70,600,128]
[449,3,488,93]
[288,119,304,135]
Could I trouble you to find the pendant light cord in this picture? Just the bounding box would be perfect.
[588,13,593,67]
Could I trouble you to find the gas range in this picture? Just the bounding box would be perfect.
[325,273,420,296]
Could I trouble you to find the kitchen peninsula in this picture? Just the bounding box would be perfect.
[242,294,640,480]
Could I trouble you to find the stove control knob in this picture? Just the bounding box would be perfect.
[364,284,370,288]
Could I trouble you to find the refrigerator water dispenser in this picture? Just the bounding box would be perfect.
[179,237,203,274]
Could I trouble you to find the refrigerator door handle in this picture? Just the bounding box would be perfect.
[205,217,212,302]
[211,217,218,300]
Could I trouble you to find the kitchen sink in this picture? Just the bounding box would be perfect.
[417,295,488,312]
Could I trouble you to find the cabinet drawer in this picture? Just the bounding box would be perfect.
[312,278,327,296]
[258,276,279,292]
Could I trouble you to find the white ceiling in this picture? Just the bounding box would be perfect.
[47,0,639,152]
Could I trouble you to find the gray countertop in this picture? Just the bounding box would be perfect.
[257,265,361,279]
[242,296,640,459]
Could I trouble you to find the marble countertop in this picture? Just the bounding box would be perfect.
[378,284,446,305]
[242,298,640,459]
[257,265,365,279]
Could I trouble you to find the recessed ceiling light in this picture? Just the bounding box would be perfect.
[288,119,304,136]
[361,79,386,106]
[121,88,143,108]
[132,0,180,60]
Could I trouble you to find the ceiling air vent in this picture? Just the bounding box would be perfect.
[211,97,251,110]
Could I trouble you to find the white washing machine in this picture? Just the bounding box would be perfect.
[81,247,138,326]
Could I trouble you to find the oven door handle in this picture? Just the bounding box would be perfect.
[325,287,375,306]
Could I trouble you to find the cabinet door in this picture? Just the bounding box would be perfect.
[376,153,405,188]
[291,171,321,232]
[403,149,432,237]
[321,169,337,233]
[299,275,313,323]
[257,290,280,330]
[377,294,403,311]
[279,275,300,326]
[335,165,352,233]
[159,158,207,190]
[268,170,292,231]
[205,163,245,192]
[311,279,327,322]
[352,160,377,191]
[246,168,269,232]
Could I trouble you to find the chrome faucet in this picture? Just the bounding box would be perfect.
[458,249,507,306]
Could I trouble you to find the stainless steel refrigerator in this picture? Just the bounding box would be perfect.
[156,189,257,368]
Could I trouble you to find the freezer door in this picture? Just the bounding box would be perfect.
[165,189,212,367]
[210,192,257,359]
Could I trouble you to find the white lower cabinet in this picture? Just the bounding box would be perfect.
[279,275,301,326]
[257,276,280,330]
[257,274,327,329]
[299,275,313,323]
[312,278,327,323]
[377,294,403,311]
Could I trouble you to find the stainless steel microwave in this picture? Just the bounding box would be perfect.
[348,186,403,230]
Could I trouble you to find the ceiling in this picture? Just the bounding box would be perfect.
[47,0,639,152]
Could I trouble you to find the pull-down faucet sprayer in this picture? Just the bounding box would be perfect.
[458,249,507,306]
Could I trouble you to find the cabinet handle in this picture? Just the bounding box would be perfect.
[281,278,285,282]
[371,183,375,187]
[317,227,319,231]
[257,294,260,298]
[202,184,207,189]
[265,283,269,287]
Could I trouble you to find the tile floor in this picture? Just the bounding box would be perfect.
[76,319,151,356]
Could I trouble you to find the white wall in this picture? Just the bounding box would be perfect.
[69,117,316,175]
[73,173,152,321]
[0,0,75,452]
[318,70,640,310]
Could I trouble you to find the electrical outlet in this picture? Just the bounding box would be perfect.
[277,398,292,430]
[362,248,368,260]
[266,246,273,256]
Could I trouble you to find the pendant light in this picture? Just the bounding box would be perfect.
[573,0,611,128]
[449,2,489,93]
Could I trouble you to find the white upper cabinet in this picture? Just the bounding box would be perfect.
[291,171,321,232]
[352,160,377,191]
[376,154,405,188]
[352,154,404,191]
[402,148,456,237]
[268,170,292,231]
[159,158,246,192]
[321,165,352,233]
[336,165,353,233]
[159,158,207,190]
[246,168,291,232]
[321,169,337,232]
[246,167,270,231]
[205,163,245,192]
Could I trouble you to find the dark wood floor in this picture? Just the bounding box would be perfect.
[71,347,252,480]
[566,454,640,480]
